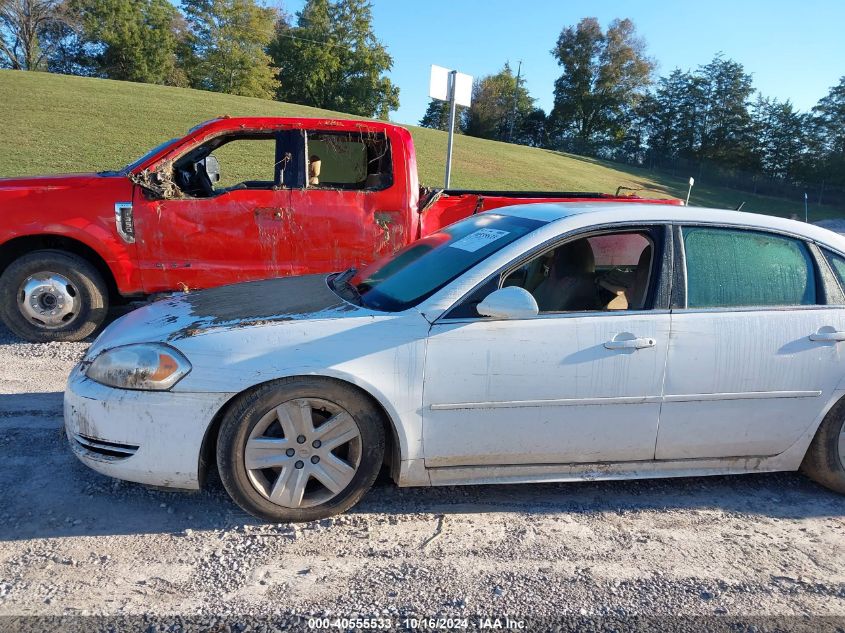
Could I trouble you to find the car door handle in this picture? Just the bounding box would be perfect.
[809,330,845,342]
[604,336,656,350]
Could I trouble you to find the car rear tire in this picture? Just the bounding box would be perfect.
[800,398,845,494]
[0,250,108,343]
[216,377,386,522]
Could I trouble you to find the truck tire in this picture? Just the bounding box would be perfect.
[800,397,845,495]
[0,250,109,343]
[217,377,386,523]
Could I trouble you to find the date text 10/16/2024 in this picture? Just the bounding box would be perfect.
[307,617,527,630]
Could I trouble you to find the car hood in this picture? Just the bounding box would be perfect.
[87,274,376,354]
[0,173,114,193]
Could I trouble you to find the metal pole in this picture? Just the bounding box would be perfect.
[685,177,694,205]
[444,70,457,189]
[804,192,809,223]
[507,60,522,143]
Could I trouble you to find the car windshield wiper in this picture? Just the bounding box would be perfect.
[330,268,363,305]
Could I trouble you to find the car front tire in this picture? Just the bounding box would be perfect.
[801,398,845,494]
[216,377,386,523]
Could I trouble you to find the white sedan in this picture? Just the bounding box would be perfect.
[65,203,845,522]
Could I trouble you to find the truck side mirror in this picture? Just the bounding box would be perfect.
[203,155,221,183]
[477,286,539,319]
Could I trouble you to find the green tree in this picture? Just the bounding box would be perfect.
[419,98,464,133]
[464,62,535,142]
[696,54,757,170]
[752,95,806,180]
[269,0,399,118]
[638,56,761,172]
[806,77,845,187]
[0,0,70,70]
[549,17,654,154]
[518,107,547,147]
[639,69,693,160]
[182,0,279,98]
[65,0,185,84]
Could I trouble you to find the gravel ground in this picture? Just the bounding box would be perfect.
[0,319,844,632]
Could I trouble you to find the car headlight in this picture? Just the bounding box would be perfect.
[86,343,191,391]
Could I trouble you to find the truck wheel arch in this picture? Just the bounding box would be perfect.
[0,234,121,303]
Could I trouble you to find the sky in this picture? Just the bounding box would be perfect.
[284,0,845,127]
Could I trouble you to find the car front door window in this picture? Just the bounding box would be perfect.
[421,226,671,468]
[503,231,656,313]
[170,133,281,197]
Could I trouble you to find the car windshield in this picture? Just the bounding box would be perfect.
[120,137,181,173]
[352,213,545,312]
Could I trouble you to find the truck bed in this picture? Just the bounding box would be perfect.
[419,188,682,236]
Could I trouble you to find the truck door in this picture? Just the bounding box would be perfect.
[286,129,406,273]
[132,130,304,293]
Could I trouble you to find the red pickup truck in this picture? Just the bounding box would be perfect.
[0,116,680,342]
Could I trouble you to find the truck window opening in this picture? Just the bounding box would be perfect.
[306,131,392,191]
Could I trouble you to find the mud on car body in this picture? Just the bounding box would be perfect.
[65,202,845,522]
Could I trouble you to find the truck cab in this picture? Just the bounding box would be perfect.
[0,117,420,341]
[127,117,419,293]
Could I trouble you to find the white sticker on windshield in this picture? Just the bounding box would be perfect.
[448,228,510,253]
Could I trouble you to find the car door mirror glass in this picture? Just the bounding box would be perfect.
[477,287,539,319]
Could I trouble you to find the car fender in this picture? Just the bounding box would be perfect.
[770,388,845,470]
[274,365,421,471]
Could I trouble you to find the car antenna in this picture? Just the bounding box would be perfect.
[736,201,746,211]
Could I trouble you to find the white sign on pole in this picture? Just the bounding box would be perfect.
[429,64,473,188]
[452,72,473,107]
[429,65,450,101]
[429,65,473,107]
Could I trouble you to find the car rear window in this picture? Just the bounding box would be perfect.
[682,227,817,308]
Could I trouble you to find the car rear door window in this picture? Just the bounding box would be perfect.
[823,249,845,294]
[682,227,817,308]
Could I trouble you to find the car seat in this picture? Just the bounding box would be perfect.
[531,240,598,312]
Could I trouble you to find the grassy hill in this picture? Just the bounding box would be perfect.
[0,70,840,220]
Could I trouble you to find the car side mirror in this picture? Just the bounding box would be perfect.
[476,287,539,319]
[203,155,221,183]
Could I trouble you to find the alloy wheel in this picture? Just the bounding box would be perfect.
[244,398,362,508]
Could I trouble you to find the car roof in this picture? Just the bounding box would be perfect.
[495,202,845,251]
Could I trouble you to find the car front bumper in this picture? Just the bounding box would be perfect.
[64,364,236,489]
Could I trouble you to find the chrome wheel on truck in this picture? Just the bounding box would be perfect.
[0,250,108,342]
[19,272,80,328]
[217,377,385,522]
